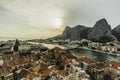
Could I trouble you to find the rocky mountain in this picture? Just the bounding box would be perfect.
[87,18,112,41]
[62,18,113,41]
[50,18,118,42]
[112,25,120,41]
[62,26,72,39]
[62,25,90,40]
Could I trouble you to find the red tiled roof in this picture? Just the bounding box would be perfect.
[76,57,96,64]
[31,64,41,72]
[34,49,40,54]
[17,69,39,79]
[40,63,48,70]
[52,47,63,51]
[106,61,120,69]
[41,66,57,78]
[17,69,31,79]
[27,72,39,80]
[62,59,72,65]
[58,70,68,77]
[48,66,57,70]
[41,69,52,78]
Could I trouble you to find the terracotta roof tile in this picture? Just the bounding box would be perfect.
[41,69,52,78]
[52,47,63,51]
[17,69,31,79]
[76,57,96,64]
[31,64,41,72]
[58,70,68,77]
[106,61,120,69]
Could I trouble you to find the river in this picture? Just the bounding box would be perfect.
[69,48,120,62]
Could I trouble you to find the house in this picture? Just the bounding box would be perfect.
[49,70,68,80]
[63,59,90,80]
[0,45,14,55]
[16,69,40,80]
[0,55,4,66]
[88,42,101,49]
[101,45,118,53]
[67,40,81,49]
[30,64,41,72]
[41,68,55,79]
[33,49,40,54]
[76,57,96,64]
[51,47,64,52]
[86,62,120,80]
[0,60,3,66]
[103,67,120,80]
[106,61,120,70]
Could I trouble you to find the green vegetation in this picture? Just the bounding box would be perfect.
[56,60,61,66]
[45,76,50,80]
[19,45,31,51]
[109,43,115,46]
[0,43,7,47]
[57,63,64,70]
[118,48,120,51]
[39,47,48,52]
[98,36,115,43]
[113,31,120,42]
[56,60,64,70]
[19,49,31,56]
[19,45,31,56]
[91,36,115,43]
[48,35,62,40]
[82,41,89,46]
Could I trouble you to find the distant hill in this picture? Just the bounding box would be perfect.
[0,37,27,41]
[48,35,62,40]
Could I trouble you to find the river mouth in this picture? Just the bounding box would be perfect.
[68,48,120,62]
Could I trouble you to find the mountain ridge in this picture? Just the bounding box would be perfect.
[50,18,120,42]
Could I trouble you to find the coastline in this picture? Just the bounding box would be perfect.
[79,47,120,57]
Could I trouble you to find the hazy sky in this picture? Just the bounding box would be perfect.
[0,0,120,39]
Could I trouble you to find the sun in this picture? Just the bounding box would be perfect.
[52,18,62,28]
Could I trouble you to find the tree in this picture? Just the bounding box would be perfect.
[98,36,115,43]
[109,43,114,46]
[57,63,64,70]
[0,43,7,47]
[19,49,31,56]
[39,47,48,52]
[82,41,88,46]
[104,75,111,80]
[45,76,50,80]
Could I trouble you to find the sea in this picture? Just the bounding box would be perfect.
[0,37,27,41]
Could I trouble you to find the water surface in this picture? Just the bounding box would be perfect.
[69,48,120,62]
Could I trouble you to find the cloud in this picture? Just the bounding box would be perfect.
[0,0,120,38]
[54,0,120,28]
[0,0,64,38]
[0,6,28,27]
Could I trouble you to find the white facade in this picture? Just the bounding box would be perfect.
[101,45,118,53]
